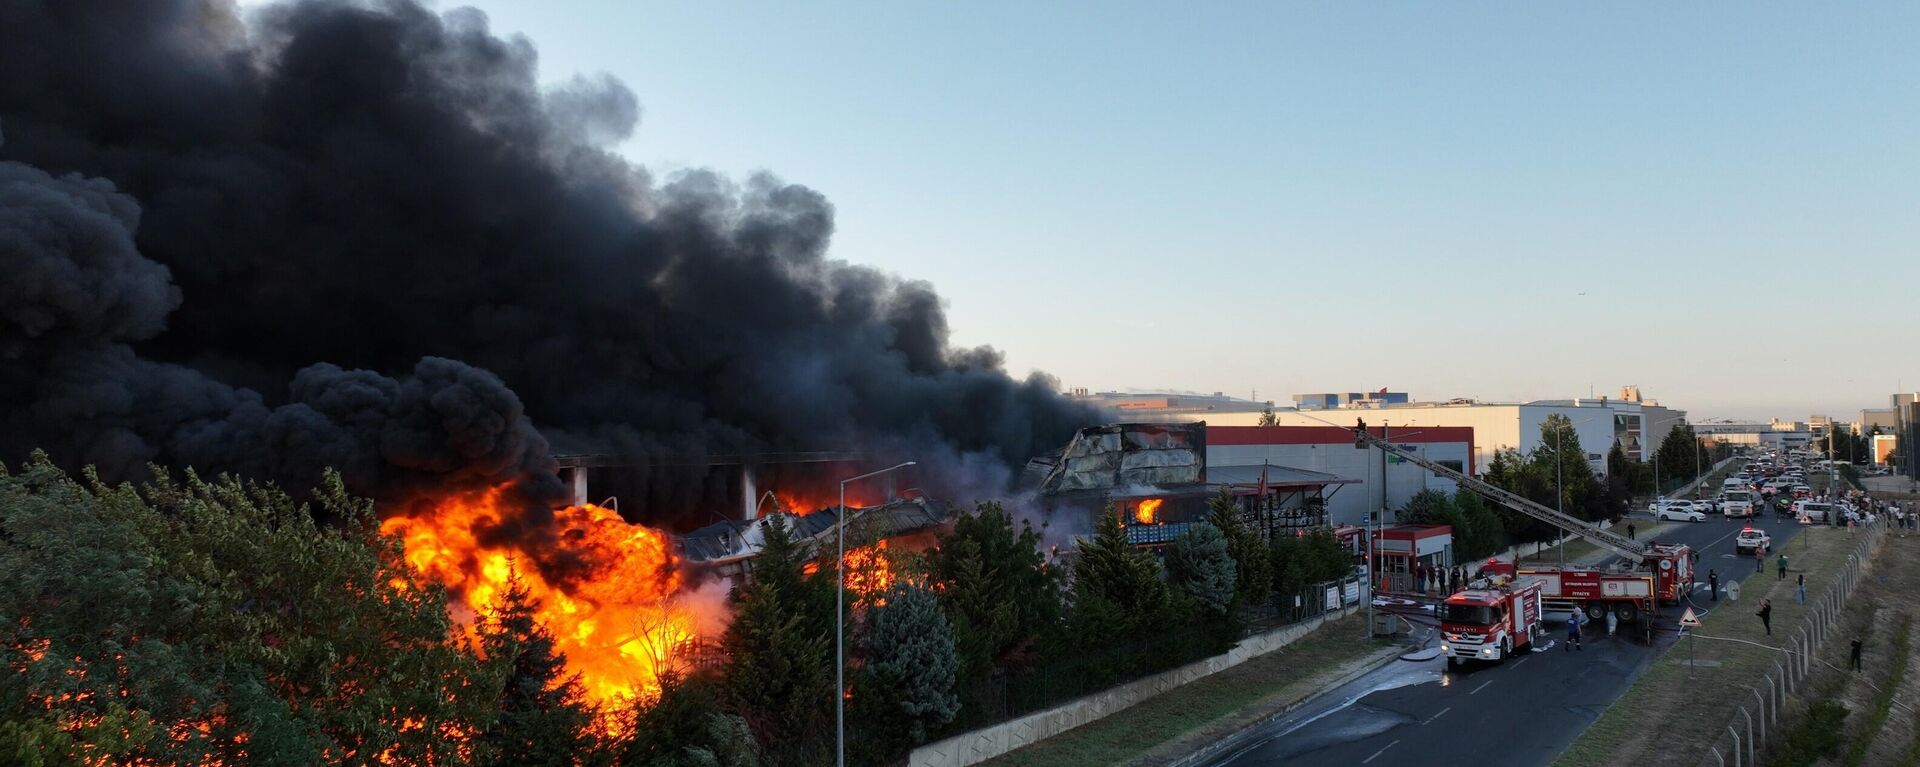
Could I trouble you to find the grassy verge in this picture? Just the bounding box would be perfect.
[979,614,1391,767]
[1843,614,1912,766]
[1827,531,1920,766]
[1772,701,1850,767]
[1553,525,1858,767]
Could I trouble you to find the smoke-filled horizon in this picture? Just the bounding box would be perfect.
[0,0,1105,523]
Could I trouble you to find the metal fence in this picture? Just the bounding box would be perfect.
[1239,575,1367,634]
[1697,518,1886,767]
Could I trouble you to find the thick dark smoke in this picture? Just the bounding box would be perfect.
[0,0,1103,527]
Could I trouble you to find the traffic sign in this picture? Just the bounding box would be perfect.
[1679,607,1701,627]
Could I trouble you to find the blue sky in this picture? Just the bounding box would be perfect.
[443,2,1917,420]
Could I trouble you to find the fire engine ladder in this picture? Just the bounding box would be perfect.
[1353,424,1650,565]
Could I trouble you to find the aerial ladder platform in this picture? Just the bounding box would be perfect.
[1351,420,1648,563]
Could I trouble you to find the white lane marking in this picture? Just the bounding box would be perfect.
[1422,706,1452,725]
[1469,679,1495,695]
[1511,656,1529,669]
[1362,739,1401,764]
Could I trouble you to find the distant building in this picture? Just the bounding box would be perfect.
[1893,393,1920,481]
[1209,399,1682,476]
[1206,425,1474,526]
[1873,434,1898,466]
[1861,408,1898,435]
[1081,387,1694,475]
[1694,420,1815,451]
[1293,391,1410,410]
[1067,390,1275,418]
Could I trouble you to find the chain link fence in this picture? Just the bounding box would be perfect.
[1697,518,1885,767]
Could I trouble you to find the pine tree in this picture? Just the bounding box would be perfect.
[619,672,758,767]
[0,457,494,766]
[1071,506,1171,632]
[1206,489,1272,608]
[925,501,1062,726]
[852,582,961,762]
[720,515,833,767]
[1165,522,1236,616]
[477,565,598,767]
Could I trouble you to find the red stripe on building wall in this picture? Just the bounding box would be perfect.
[1208,425,1475,446]
[1207,425,1479,475]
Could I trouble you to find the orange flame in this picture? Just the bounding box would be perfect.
[1135,498,1163,524]
[772,487,888,517]
[801,539,896,600]
[844,540,895,597]
[379,484,699,717]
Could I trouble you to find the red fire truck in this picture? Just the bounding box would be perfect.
[1353,422,1696,629]
[1482,543,1694,624]
[1439,575,1545,666]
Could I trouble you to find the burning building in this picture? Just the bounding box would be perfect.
[1031,423,1354,548]
[676,496,953,587]
[0,0,1111,725]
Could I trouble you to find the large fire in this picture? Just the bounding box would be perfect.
[379,484,699,713]
[771,487,889,518]
[1135,498,1163,524]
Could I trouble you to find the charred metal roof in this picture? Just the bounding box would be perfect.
[677,497,951,565]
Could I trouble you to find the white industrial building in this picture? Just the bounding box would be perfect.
[1206,425,1473,526]
[1085,387,1690,479]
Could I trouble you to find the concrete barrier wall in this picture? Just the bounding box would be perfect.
[909,604,1361,767]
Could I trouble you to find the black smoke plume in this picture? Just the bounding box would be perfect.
[0,0,1103,530]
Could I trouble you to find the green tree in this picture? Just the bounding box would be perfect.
[1654,424,1705,489]
[1070,506,1172,637]
[477,566,599,766]
[1602,442,1633,520]
[925,501,1062,717]
[1533,414,1601,519]
[1484,447,1558,544]
[1257,407,1278,427]
[1063,507,1199,688]
[1398,489,1458,526]
[721,515,833,767]
[619,672,758,767]
[1165,522,1236,616]
[1450,492,1504,562]
[1206,489,1272,608]
[1269,528,1353,598]
[0,455,493,767]
[851,582,961,763]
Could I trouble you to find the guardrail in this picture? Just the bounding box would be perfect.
[1696,518,1886,767]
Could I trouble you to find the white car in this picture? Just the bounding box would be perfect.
[1654,503,1706,522]
[1734,527,1772,555]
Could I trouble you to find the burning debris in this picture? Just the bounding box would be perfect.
[378,484,717,712]
[677,496,951,588]
[0,0,1105,720]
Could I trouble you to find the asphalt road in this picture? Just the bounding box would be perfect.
[1206,508,1811,767]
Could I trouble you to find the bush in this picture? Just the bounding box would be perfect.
[1771,702,1848,767]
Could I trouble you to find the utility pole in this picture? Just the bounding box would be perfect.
[1557,419,1566,570]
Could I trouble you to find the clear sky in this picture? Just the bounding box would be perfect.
[429,2,1919,421]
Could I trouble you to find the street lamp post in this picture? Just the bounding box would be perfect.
[836,461,916,767]
[1557,423,1566,569]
